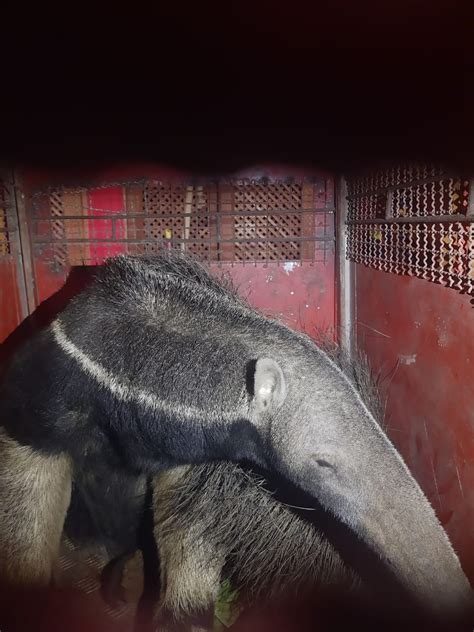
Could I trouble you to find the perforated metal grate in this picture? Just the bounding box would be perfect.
[0,176,11,257]
[49,191,68,266]
[232,182,304,262]
[142,183,216,260]
[347,165,470,222]
[390,178,470,219]
[30,177,334,268]
[347,164,443,195]
[346,165,474,297]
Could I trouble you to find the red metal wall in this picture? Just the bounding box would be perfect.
[218,261,335,336]
[0,258,24,342]
[0,173,25,342]
[355,264,474,582]
[13,166,336,343]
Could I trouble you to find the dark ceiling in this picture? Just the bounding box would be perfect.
[1,1,472,175]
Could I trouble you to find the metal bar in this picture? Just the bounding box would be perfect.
[208,201,212,264]
[30,178,327,199]
[0,202,17,210]
[183,186,192,253]
[346,214,470,225]
[30,208,336,222]
[216,208,222,261]
[385,188,393,220]
[468,179,474,218]
[31,179,148,197]
[266,212,269,263]
[12,171,37,316]
[33,235,335,246]
[0,171,13,259]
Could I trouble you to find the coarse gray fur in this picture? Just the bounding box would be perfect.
[153,461,360,619]
[0,251,472,627]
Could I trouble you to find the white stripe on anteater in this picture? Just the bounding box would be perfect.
[51,318,236,426]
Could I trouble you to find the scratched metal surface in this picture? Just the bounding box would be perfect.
[216,260,335,338]
[58,537,144,630]
[355,264,474,583]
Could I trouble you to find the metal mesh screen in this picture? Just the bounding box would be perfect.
[232,182,303,261]
[0,174,11,257]
[142,183,216,260]
[347,222,474,295]
[31,177,334,268]
[346,165,474,297]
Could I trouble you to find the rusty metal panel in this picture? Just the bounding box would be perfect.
[0,172,27,343]
[27,171,336,320]
[214,260,336,338]
[355,264,474,585]
[0,258,23,343]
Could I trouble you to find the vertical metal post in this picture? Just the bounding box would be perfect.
[336,176,354,353]
[467,178,474,218]
[9,170,36,316]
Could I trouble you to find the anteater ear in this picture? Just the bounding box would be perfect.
[250,358,287,413]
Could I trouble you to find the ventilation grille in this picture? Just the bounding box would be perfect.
[0,176,11,257]
[348,175,470,222]
[346,165,474,297]
[230,182,309,262]
[142,183,215,260]
[31,178,334,267]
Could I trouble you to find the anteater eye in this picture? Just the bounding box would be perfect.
[315,458,334,469]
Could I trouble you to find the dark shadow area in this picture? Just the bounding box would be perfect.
[0,266,97,376]
[0,583,132,632]
[0,2,472,175]
[231,596,473,632]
